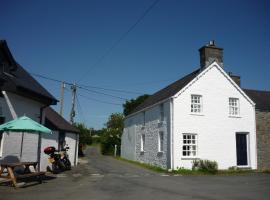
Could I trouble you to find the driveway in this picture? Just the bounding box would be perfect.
[0,146,270,200]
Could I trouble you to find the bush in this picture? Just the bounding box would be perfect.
[192,159,218,174]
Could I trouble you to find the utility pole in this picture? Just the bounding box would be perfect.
[70,82,76,124]
[59,81,65,116]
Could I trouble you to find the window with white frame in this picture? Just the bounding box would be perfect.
[229,98,239,116]
[182,134,197,157]
[191,95,202,113]
[141,134,145,152]
[160,103,164,122]
[158,131,164,152]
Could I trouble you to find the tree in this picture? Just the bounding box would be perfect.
[74,123,92,156]
[123,94,150,116]
[100,113,124,155]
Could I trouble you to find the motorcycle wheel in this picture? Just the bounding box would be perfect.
[52,162,61,174]
[65,159,71,170]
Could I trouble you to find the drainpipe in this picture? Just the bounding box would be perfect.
[37,104,50,171]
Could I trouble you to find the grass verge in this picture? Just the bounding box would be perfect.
[114,157,268,176]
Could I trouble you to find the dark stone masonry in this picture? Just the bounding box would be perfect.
[256,111,270,169]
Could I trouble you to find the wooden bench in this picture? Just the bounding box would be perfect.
[0,162,45,188]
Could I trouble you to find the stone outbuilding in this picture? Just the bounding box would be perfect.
[244,90,270,170]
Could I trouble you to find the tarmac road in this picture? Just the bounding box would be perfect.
[1,146,270,200]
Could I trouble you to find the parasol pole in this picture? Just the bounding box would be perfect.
[20,132,24,160]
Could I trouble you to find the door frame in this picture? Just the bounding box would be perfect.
[235,132,250,168]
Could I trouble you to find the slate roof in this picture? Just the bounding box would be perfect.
[129,66,270,115]
[44,107,79,133]
[0,40,57,105]
[243,89,270,111]
[130,69,200,115]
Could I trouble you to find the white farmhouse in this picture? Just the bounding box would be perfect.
[121,41,257,170]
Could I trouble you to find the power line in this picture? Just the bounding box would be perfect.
[79,0,160,81]
[31,72,141,96]
[78,93,123,106]
[77,86,128,101]
[78,84,142,95]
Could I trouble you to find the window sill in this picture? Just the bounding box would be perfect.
[228,115,241,118]
[190,113,204,116]
[181,157,199,160]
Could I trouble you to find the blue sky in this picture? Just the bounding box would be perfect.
[1,0,269,129]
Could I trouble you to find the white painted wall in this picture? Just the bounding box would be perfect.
[65,132,78,166]
[173,64,256,169]
[40,131,59,171]
[0,92,43,163]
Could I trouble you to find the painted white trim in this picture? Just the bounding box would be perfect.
[253,107,258,169]
[173,62,255,106]
[236,132,251,168]
[2,91,17,119]
[170,98,174,170]
[0,132,5,157]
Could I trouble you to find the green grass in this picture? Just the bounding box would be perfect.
[115,157,167,173]
[114,157,268,176]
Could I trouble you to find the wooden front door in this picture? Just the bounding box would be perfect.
[236,133,248,166]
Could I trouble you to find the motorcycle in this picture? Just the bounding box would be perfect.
[59,145,71,170]
[44,146,71,174]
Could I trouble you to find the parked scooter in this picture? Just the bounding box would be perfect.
[44,146,71,173]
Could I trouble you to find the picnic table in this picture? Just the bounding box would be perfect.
[0,162,45,188]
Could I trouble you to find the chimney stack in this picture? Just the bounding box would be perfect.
[199,40,224,69]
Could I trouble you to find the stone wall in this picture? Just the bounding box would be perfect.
[256,111,270,169]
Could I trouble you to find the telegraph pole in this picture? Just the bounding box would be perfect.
[59,81,65,116]
[70,82,76,124]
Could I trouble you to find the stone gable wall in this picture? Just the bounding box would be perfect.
[256,111,270,169]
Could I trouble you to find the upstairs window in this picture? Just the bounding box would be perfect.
[143,111,146,126]
[191,95,202,113]
[160,103,164,122]
[182,134,197,157]
[229,98,239,116]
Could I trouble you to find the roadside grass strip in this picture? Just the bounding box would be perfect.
[115,156,268,176]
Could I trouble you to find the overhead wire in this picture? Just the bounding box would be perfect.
[78,0,160,81]
[78,93,123,106]
[31,72,141,97]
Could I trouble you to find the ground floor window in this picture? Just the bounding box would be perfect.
[182,133,197,157]
[158,131,164,152]
[141,134,145,152]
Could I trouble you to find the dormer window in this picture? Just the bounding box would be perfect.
[191,95,202,113]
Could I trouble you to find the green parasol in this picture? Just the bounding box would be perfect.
[0,116,52,162]
[0,116,51,134]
